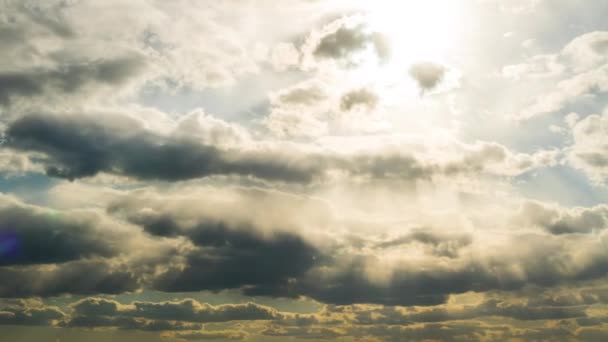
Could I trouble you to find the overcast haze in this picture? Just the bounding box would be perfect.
[2,1,608,341]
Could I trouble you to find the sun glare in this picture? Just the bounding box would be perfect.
[362,0,466,63]
[331,0,469,100]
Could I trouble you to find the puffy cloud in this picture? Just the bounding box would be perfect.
[102,186,608,307]
[409,62,446,91]
[304,17,390,66]
[0,299,65,326]
[0,260,140,298]
[6,112,554,184]
[0,194,136,265]
[0,194,172,298]
[294,232,608,306]
[566,113,608,184]
[517,200,608,234]
[169,330,248,341]
[68,298,278,324]
[0,57,145,106]
[513,31,608,119]
[275,85,327,106]
[0,149,41,175]
[125,213,321,294]
[314,23,370,60]
[520,66,608,119]
[562,31,608,72]
[340,88,379,111]
[6,112,323,183]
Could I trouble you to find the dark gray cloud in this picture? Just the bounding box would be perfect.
[263,323,489,342]
[314,23,370,60]
[66,315,202,332]
[148,220,321,295]
[313,21,390,63]
[409,62,446,91]
[0,58,144,106]
[6,113,323,183]
[349,298,587,325]
[100,190,608,307]
[294,234,608,306]
[340,88,379,111]
[171,330,248,341]
[5,112,547,184]
[0,300,65,326]
[69,298,278,324]
[263,326,346,340]
[0,260,140,298]
[106,193,325,296]
[0,197,124,266]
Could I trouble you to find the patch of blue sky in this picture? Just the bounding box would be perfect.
[138,68,307,125]
[515,164,608,207]
[0,173,57,206]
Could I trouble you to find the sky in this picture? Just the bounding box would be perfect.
[1,0,608,341]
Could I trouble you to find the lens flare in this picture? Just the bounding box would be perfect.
[0,232,19,258]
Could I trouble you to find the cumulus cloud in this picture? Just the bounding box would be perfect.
[0,195,172,298]
[513,31,608,119]
[409,62,446,91]
[566,113,608,184]
[0,260,140,298]
[0,194,136,265]
[0,299,65,326]
[304,17,391,67]
[68,298,278,324]
[106,190,323,295]
[6,112,323,183]
[0,57,145,106]
[340,88,379,111]
[5,111,554,184]
[517,200,608,234]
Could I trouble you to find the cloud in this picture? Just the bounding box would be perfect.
[68,298,278,324]
[409,62,446,91]
[6,112,323,183]
[347,298,587,325]
[376,229,472,258]
[148,222,321,294]
[340,88,379,111]
[0,260,140,298]
[0,194,135,266]
[276,85,327,106]
[517,200,608,234]
[294,232,608,305]
[6,112,554,184]
[0,57,145,106]
[305,17,390,66]
[513,31,608,119]
[566,113,608,184]
[313,21,369,60]
[0,299,65,326]
[169,330,248,341]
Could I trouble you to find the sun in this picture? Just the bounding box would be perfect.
[328,0,469,100]
[361,0,466,64]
